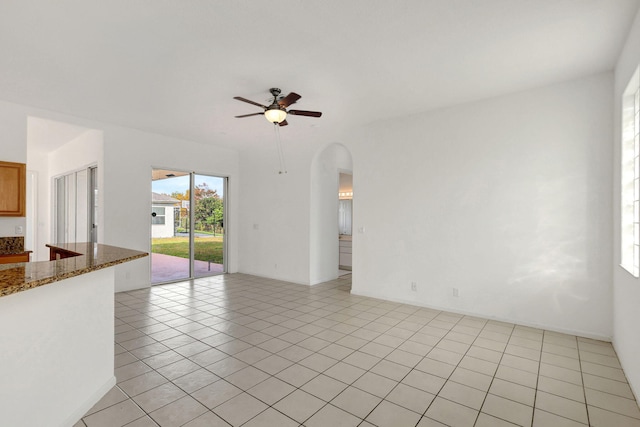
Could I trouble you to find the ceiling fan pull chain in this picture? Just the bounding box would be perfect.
[274,123,287,174]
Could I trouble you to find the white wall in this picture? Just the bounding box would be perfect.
[0,102,27,237]
[349,73,614,339]
[613,7,640,401]
[48,129,102,180]
[238,145,314,284]
[26,150,47,258]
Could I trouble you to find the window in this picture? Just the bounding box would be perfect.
[621,67,640,276]
[174,207,180,228]
[151,207,166,225]
[338,199,352,235]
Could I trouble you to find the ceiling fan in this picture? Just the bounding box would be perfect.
[234,88,322,126]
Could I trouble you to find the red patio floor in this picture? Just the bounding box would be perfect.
[151,252,224,284]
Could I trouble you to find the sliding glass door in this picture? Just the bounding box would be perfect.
[151,169,226,284]
[193,174,225,278]
[151,170,191,283]
[53,166,97,244]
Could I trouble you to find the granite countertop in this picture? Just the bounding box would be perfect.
[0,236,25,254]
[0,243,147,297]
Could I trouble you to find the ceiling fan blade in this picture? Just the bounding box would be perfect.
[233,96,267,109]
[288,109,322,118]
[278,92,301,108]
[278,120,289,127]
[235,112,264,118]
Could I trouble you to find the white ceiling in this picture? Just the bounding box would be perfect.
[2,0,639,152]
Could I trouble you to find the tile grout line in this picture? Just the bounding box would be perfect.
[576,337,591,427]
[418,314,486,426]
[470,321,517,427]
[530,329,544,427]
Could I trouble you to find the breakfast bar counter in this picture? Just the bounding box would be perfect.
[0,242,147,297]
[0,243,147,427]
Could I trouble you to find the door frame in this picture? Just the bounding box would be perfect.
[151,166,228,284]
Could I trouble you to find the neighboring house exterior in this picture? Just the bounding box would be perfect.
[151,192,179,238]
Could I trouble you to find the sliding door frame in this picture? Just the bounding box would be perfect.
[151,167,228,284]
[52,164,97,245]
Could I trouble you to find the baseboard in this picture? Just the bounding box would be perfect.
[116,282,150,292]
[62,376,116,427]
[237,269,309,286]
[611,338,640,406]
[351,288,612,342]
[310,274,340,285]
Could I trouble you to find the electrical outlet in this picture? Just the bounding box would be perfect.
[453,288,459,297]
[15,226,23,235]
[411,282,417,291]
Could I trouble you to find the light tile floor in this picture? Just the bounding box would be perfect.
[76,273,640,427]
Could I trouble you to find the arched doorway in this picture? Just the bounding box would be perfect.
[309,143,353,284]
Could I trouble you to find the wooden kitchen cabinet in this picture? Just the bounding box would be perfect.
[0,251,31,264]
[0,161,26,217]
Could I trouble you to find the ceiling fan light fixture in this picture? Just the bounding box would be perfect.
[264,106,287,123]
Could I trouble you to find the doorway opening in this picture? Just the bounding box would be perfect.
[309,143,353,284]
[151,168,226,284]
[338,172,353,276]
[26,116,103,261]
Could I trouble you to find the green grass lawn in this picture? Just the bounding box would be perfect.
[152,236,224,263]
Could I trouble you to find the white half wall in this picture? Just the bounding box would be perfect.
[0,268,115,427]
[613,6,640,401]
[349,72,614,339]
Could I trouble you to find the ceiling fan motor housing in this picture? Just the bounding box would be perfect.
[269,88,282,98]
